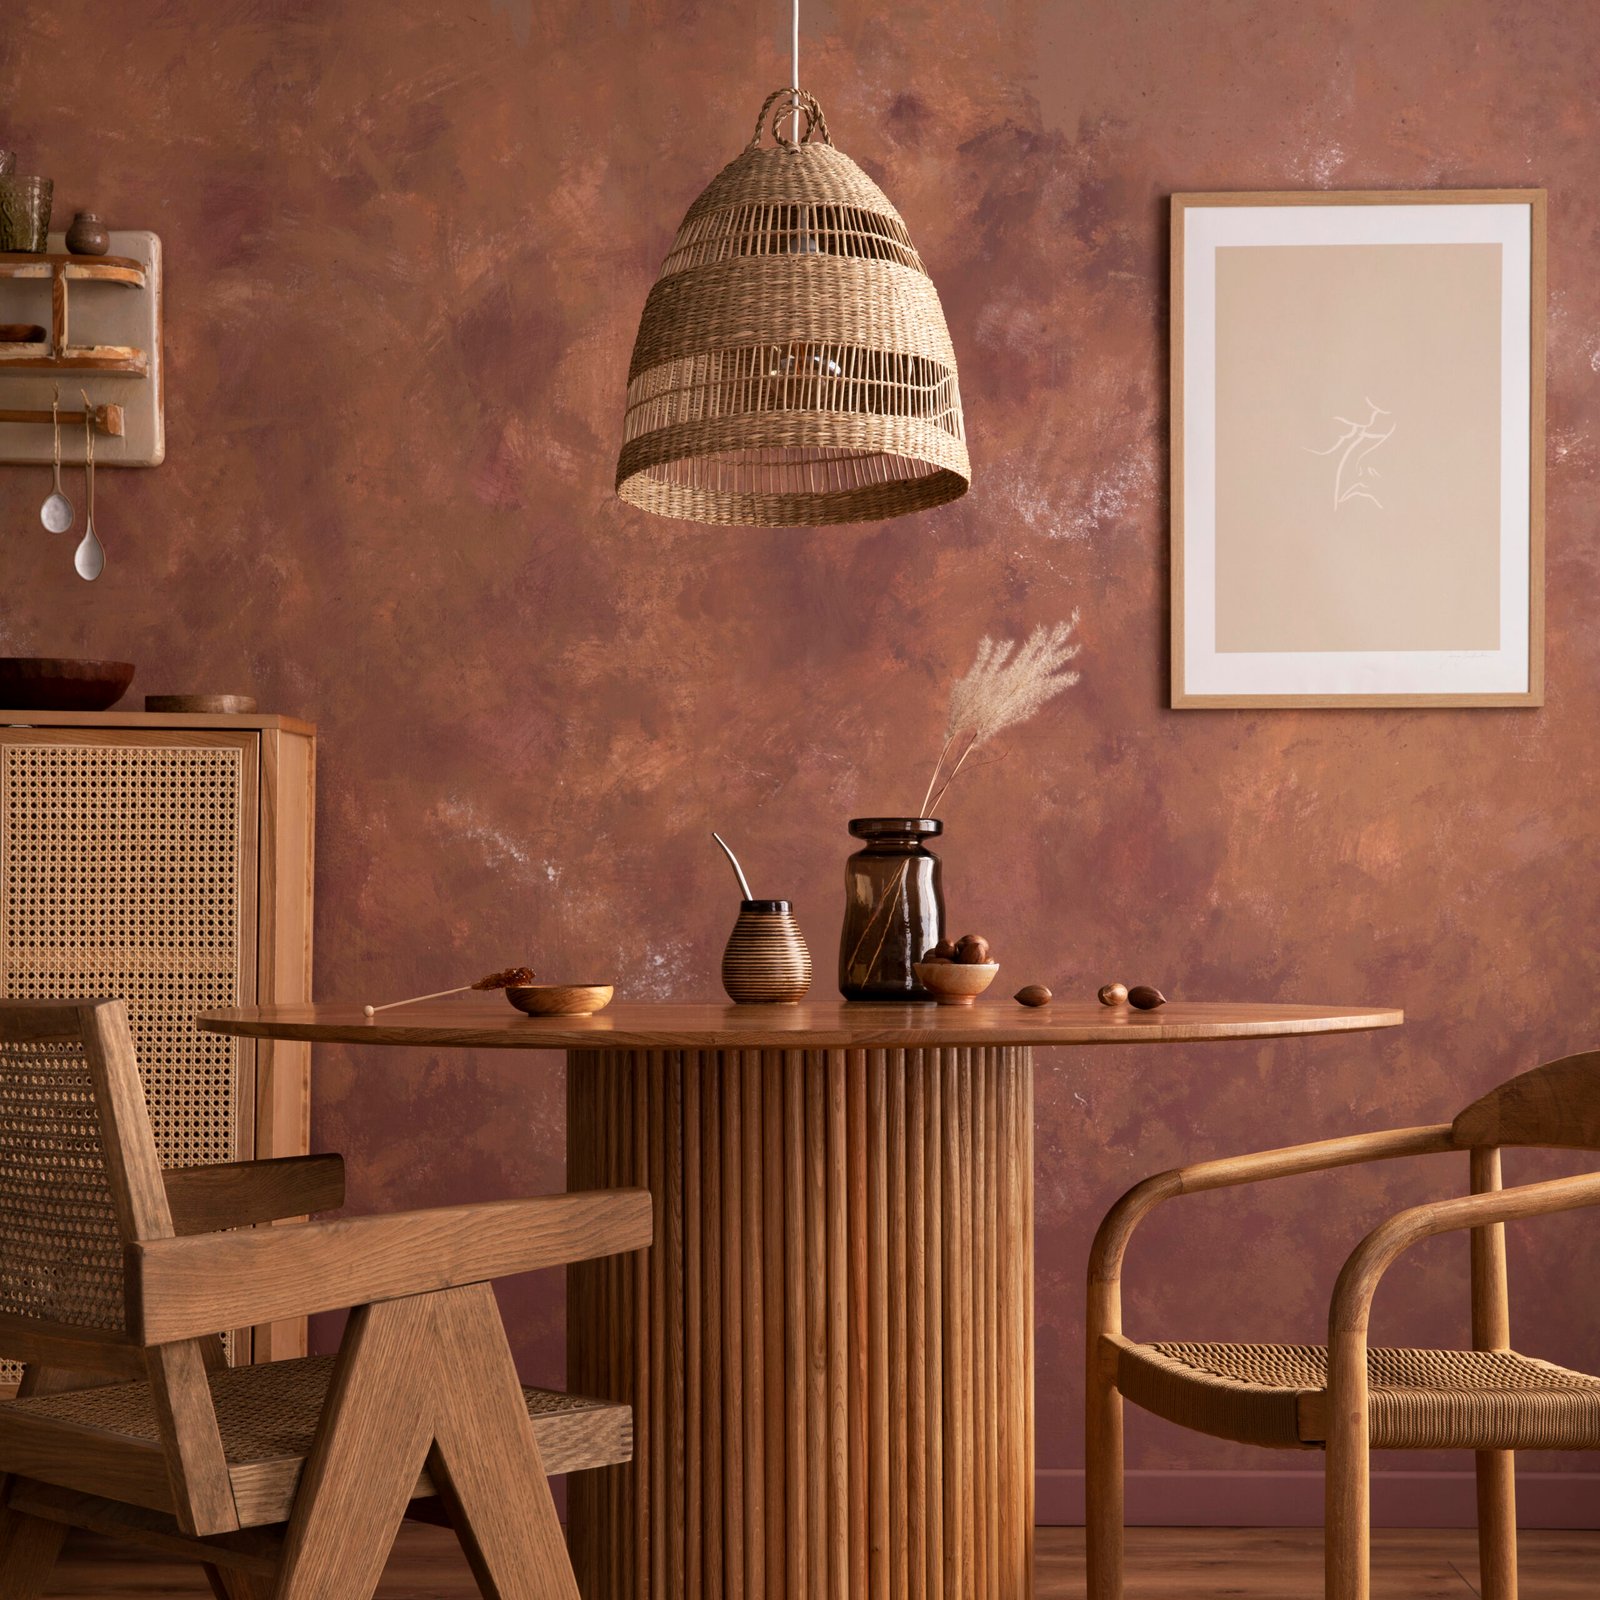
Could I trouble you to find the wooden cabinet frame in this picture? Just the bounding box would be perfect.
[0,711,315,1365]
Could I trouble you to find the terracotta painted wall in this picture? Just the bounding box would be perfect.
[3,0,1598,1526]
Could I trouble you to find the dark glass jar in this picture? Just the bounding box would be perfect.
[838,817,945,1001]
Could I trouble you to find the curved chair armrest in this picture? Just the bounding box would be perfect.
[1330,1169,1600,1335]
[1090,1124,1457,1288]
[126,1187,652,1345]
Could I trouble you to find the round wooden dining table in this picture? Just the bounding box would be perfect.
[200,998,1402,1600]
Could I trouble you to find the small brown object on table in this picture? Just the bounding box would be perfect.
[202,998,1401,1600]
[1098,983,1129,1007]
[1015,984,1052,1007]
[1127,985,1166,1011]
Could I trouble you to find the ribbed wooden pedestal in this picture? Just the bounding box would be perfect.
[567,1045,1035,1600]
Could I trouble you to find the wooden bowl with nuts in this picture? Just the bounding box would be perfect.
[914,933,998,1007]
[914,962,999,1006]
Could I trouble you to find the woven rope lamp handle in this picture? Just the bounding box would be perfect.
[750,88,832,151]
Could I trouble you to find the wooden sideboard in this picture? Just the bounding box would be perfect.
[0,709,314,1367]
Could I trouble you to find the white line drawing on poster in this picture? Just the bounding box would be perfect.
[1307,399,1395,510]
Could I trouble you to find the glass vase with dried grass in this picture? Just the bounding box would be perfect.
[837,615,1083,1000]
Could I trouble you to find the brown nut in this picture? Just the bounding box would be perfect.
[923,939,958,962]
[1127,985,1167,1010]
[1014,984,1052,1008]
[955,934,992,965]
[1097,982,1128,1007]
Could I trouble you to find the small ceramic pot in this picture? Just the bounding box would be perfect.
[722,900,812,1004]
[0,176,52,254]
[65,211,109,256]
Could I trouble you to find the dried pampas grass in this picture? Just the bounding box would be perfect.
[920,614,1082,813]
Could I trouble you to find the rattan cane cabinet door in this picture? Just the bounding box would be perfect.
[0,730,259,1376]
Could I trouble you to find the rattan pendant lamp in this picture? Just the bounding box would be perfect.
[615,4,970,527]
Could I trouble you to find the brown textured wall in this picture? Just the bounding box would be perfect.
[3,0,1598,1519]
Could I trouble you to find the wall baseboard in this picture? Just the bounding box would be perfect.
[1037,1469,1600,1529]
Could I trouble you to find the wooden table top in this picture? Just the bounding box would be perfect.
[198,998,1403,1052]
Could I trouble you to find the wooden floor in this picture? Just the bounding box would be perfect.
[42,1523,1599,1597]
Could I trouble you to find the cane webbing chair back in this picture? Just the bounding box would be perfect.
[0,999,170,1336]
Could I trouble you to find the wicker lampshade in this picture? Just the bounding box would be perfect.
[616,89,970,527]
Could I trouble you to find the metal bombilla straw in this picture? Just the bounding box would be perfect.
[713,832,755,899]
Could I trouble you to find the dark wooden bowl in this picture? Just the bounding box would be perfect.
[0,658,135,710]
[505,983,615,1017]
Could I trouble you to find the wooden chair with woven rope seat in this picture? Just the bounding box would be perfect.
[0,998,652,1600]
[1087,1048,1600,1600]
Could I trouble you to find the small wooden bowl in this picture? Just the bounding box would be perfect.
[505,983,614,1017]
[913,961,999,1007]
[145,694,258,715]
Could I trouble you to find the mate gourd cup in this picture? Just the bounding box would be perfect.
[722,900,812,1004]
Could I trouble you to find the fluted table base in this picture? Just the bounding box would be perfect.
[567,1045,1035,1600]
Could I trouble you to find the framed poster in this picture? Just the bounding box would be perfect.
[1172,190,1545,708]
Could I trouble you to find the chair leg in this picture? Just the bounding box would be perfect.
[1085,1349,1124,1600]
[426,1282,579,1600]
[204,1566,276,1600]
[1324,1333,1371,1600]
[274,1284,585,1600]
[1476,1449,1518,1600]
[273,1296,440,1600]
[0,1505,67,1600]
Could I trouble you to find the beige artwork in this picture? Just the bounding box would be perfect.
[1214,241,1503,652]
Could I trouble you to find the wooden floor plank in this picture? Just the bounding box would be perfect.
[42,1524,1600,1598]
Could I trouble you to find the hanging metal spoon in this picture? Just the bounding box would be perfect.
[74,404,104,581]
[39,393,73,533]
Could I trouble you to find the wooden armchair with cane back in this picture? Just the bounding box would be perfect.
[1088,1049,1600,1600]
[0,998,651,1600]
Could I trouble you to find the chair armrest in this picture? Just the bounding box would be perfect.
[126,1188,652,1345]
[1090,1124,1457,1287]
[1330,1170,1600,1334]
[162,1154,346,1235]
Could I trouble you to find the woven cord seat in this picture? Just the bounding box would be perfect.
[0,1354,632,1528]
[1116,1340,1600,1452]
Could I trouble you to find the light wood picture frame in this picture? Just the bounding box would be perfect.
[1171,190,1545,708]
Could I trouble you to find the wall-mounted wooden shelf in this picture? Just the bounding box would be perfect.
[0,347,147,374]
[0,253,148,375]
[0,254,147,286]
[0,233,164,465]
